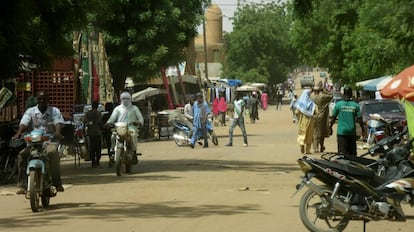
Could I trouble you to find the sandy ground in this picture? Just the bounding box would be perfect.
[1,85,414,232]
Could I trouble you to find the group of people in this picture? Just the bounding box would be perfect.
[183,92,249,148]
[293,85,364,156]
[14,90,144,194]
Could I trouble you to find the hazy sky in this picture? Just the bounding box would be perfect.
[212,0,279,32]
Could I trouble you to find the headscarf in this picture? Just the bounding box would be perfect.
[218,96,227,113]
[212,97,219,115]
[295,89,316,117]
[120,92,132,107]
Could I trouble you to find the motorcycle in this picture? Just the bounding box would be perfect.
[171,115,218,147]
[294,136,414,231]
[74,121,89,161]
[0,120,25,185]
[111,122,140,176]
[23,129,58,212]
[338,126,408,178]
[59,121,89,167]
[365,113,402,147]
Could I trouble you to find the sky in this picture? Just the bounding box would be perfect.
[211,0,279,32]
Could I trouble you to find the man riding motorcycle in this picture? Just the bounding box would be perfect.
[104,92,144,163]
[13,91,65,194]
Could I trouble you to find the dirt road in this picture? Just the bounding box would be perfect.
[1,101,414,232]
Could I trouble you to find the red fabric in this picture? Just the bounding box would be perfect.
[381,64,414,101]
[218,97,227,113]
[212,98,219,115]
[261,93,268,110]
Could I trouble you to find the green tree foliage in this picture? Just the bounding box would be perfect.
[92,0,210,92]
[291,0,414,85]
[290,0,360,84]
[224,2,298,85]
[0,0,89,79]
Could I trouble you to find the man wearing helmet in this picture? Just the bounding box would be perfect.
[105,91,144,163]
[329,86,364,156]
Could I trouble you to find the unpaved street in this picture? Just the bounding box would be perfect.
[1,101,414,232]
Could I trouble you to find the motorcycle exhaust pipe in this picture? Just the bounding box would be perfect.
[305,181,349,214]
[304,180,325,196]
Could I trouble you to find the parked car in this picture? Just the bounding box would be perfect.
[328,91,343,118]
[300,75,314,89]
[359,99,406,139]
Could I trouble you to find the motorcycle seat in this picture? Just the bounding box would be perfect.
[315,159,376,178]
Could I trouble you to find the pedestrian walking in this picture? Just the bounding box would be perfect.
[260,91,268,111]
[190,92,211,148]
[225,93,248,147]
[290,93,298,123]
[329,86,365,156]
[84,101,103,167]
[295,89,317,154]
[311,85,333,153]
[276,85,284,111]
[218,93,227,126]
[249,91,261,123]
[102,102,115,165]
[212,96,220,126]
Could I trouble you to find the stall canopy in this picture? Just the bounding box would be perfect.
[236,85,259,92]
[356,75,392,91]
[381,64,414,101]
[132,87,167,102]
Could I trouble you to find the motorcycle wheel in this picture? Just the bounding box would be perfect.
[115,148,123,176]
[366,131,375,147]
[41,189,50,207]
[173,130,187,147]
[125,151,132,174]
[29,169,41,212]
[209,131,218,146]
[80,144,89,161]
[299,187,349,232]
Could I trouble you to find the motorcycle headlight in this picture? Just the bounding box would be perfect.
[115,122,128,136]
[28,130,44,142]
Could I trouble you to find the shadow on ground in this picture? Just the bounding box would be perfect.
[0,200,261,229]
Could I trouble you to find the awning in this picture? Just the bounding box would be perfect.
[132,87,167,102]
[356,75,392,91]
[236,85,259,92]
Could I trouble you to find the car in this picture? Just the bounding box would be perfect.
[328,91,343,117]
[300,75,314,89]
[359,99,406,138]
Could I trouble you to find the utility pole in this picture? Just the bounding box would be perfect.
[203,16,209,83]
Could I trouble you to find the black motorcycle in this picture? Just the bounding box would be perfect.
[334,127,408,178]
[294,135,414,231]
[0,120,25,185]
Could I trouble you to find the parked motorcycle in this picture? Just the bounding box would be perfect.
[171,115,218,147]
[0,120,25,185]
[294,136,414,231]
[337,126,408,178]
[365,113,402,147]
[111,122,140,176]
[74,121,89,161]
[23,129,58,212]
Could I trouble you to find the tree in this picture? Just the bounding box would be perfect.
[290,0,360,84]
[291,0,414,85]
[92,0,210,93]
[223,2,298,85]
[0,0,89,79]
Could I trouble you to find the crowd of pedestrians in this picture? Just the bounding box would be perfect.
[289,81,364,156]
